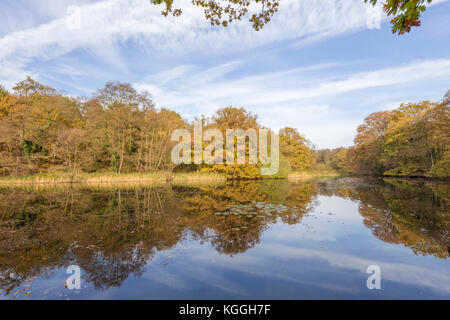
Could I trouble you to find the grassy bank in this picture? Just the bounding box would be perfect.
[288,170,341,180]
[0,171,226,186]
[0,170,341,189]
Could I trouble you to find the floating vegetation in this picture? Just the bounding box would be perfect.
[215,201,293,217]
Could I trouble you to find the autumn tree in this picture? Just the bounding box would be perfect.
[88,81,186,173]
[353,111,391,175]
[0,77,84,175]
[348,97,449,178]
[12,76,56,98]
[92,82,155,173]
[381,101,445,177]
[279,127,311,171]
[444,90,450,101]
[0,78,189,176]
[200,106,262,179]
[428,97,450,178]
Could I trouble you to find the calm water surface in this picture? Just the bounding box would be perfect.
[0,177,449,299]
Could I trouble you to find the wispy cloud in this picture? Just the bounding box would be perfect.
[0,0,377,85]
[134,58,450,147]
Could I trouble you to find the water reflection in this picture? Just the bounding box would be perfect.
[0,178,448,298]
[316,178,449,258]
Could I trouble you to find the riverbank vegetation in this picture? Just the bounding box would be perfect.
[314,93,450,179]
[0,171,226,187]
[0,77,448,182]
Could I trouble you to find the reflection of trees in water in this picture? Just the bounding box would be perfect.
[182,180,316,255]
[317,178,450,259]
[0,181,315,293]
[1,178,447,294]
[0,186,182,293]
[71,247,150,290]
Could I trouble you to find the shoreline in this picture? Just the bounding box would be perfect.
[348,173,450,182]
[287,171,341,179]
[2,171,446,187]
[0,170,342,187]
[0,172,226,186]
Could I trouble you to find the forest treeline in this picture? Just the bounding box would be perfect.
[0,77,311,179]
[0,77,448,179]
[315,92,450,178]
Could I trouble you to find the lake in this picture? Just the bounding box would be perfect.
[0,177,449,299]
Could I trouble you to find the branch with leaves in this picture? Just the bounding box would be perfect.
[151,0,433,34]
[365,0,433,34]
[150,0,279,30]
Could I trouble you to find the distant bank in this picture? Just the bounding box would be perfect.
[0,170,342,187]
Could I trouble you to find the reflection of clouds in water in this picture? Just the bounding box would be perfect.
[169,243,361,295]
[182,269,246,296]
[269,224,338,242]
[141,266,190,291]
[159,237,450,296]
[254,244,450,293]
[313,195,364,222]
[141,241,249,296]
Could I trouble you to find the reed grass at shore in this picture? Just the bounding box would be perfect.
[288,170,341,180]
[0,171,227,186]
[0,170,342,191]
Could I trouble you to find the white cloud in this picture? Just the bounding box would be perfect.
[133,58,450,148]
[0,0,379,86]
[245,59,450,105]
[136,59,450,108]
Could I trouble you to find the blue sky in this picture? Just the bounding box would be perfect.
[1,0,449,148]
